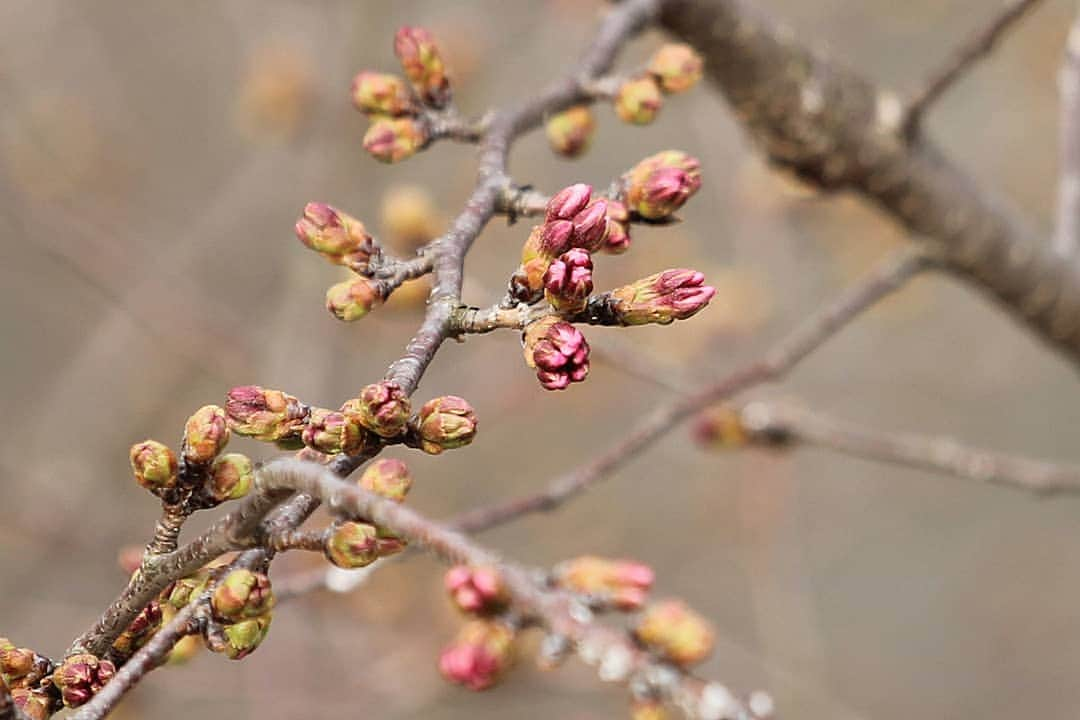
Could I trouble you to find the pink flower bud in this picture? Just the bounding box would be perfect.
[182,405,230,465]
[545,183,593,222]
[325,521,380,569]
[326,277,383,322]
[544,248,593,313]
[350,71,418,116]
[545,106,595,158]
[394,26,450,107]
[524,318,590,391]
[444,565,509,615]
[634,599,715,667]
[614,75,663,125]
[302,407,367,455]
[129,440,178,494]
[225,385,310,442]
[363,117,428,163]
[554,556,654,611]
[602,199,632,254]
[571,199,610,251]
[438,620,516,691]
[610,269,716,325]
[414,396,478,454]
[359,458,413,502]
[624,150,702,220]
[52,654,116,708]
[537,219,575,257]
[354,380,411,438]
[11,688,50,720]
[207,453,254,503]
[647,43,704,94]
[295,202,376,269]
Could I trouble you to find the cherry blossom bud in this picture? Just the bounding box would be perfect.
[217,615,272,660]
[624,150,702,220]
[302,408,363,455]
[394,26,451,107]
[438,620,516,691]
[207,453,254,503]
[183,405,230,465]
[11,688,51,720]
[692,406,748,449]
[414,396,478,454]
[325,521,380,569]
[602,200,632,254]
[545,106,595,157]
[363,117,428,163]
[354,381,410,438]
[0,638,45,690]
[647,43,703,94]
[545,183,593,222]
[554,556,655,611]
[544,248,593,313]
[52,654,116,708]
[523,318,590,391]
[359,458,413,502]
[350,71,418,116]
[129,440,178,494]
[164,570,211,611]
[615,76,662,125]
[571,199,610,251]
[326,277,383,322]
[111,600,164,661]
[375,529,409,557]
[444,565,509,615]
[226,385,309,442]
[634,599,715,667]
[609,269,716,325]
[295,202,377,269]
[211,569,275,622]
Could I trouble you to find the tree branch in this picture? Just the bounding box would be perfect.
[657,0,1080,366]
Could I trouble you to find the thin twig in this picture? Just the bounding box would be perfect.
[451,247,930,533]
[905,0,1045,128]
[1056,14,1080,257]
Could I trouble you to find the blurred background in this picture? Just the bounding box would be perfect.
[3,0,1080,718]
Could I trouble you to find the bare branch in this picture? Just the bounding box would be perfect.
[905,0,1046,127]
[1056,14,1080,257]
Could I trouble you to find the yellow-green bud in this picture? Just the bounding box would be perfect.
[325,521,380,569]
[218,615,272,660]
[183,405,230,465]
[351,71,418,116]
[363,117,428,163]
[545,106,595,158]
[359,458,413,502]
[207,453,254,503]
[614,76,662,125]
[326,277,382,322]
[129,440,178,494]
[211,569,275,622]
[647,43,703,94]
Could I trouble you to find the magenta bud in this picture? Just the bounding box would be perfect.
[545,183,593,222]
[438,620,516,691]
[610,268,716,325]
[571,199,610,251]
[295,202,376,269]
[354,380,410,438]
[624,150,702,220]
[524,318,590,391]
[537,219,575,257]
[554,556,655,611]
[394,26,451,107]
[601,200,632,254]
[444,565,509,615]
[543,248,593,313]
[52,654,116,708]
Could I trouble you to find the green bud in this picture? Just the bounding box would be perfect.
[545,106,595,158]
[326,277,382,322]
[647,43,703,94]
[211,569,275,622]
[358,458,413,502]
[207,453,254,503]
[183,405,230,465]
[614,76,662,125]
[325,521,380,569]
[129,440,178,494]
[413,396,478,455]
[218,615,272,660]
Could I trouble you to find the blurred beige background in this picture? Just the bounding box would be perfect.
[3,1,1080,718]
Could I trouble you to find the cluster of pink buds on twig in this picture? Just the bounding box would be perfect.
[439,565,518,691]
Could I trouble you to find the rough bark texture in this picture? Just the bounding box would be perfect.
[657,0,1080,362]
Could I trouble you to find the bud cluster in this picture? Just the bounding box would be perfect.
[295,202,379,270]
[445,565,509,615]
[607,269,716,326]
[438,619,517,691]
[613,44,703,126]
[110,600,164,662]
[226,385,310,443]
[523,317,591,391]
[623,150,702,220]
[206,569,276,660]
[11,688,51,720]
[633,599,716,667]
[51,653,116,708]
[553,556,655,611]
[409,395,479,455]
[0,638,48,690]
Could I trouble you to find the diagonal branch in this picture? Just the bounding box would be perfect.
[904,0,1046,128]
[657,0,1080,366]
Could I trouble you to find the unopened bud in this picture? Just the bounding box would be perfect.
[375,526,409,556]
[0,638,45,690]
[438,620,516,691]
[624,150,702,220]
[647,43,703,94]
[111,601,164,660]
[545,106,595,157]
[394,26,451,107]
[602,200,632,254]
[302,408,363,455]
[444,565,509,615]
[609,269,716,325]
[207,453,254,503]
[571,199,610,252]
[164,570,211,610]
[544,248,593,313]
[692,406,748,449]
[129,440,178,494]
[354,381,410,438]
[11,688,51,720]
[524,318,589,391]
[295,202,377,269]
[414,396,478,454]
[226,385,309,442]
[211,569,275,622]
[554,556,654,611]
[615,76,662,125]
[545,183,593,222]
[350,71,418,116]
[363,117,428,163]
[326,277,383,322]
[52,654,116,708]
[183,405,230,465]
[359,458,413,502]
[217,615,272,660]
[634,599,715,667]
[325,521,380,568]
